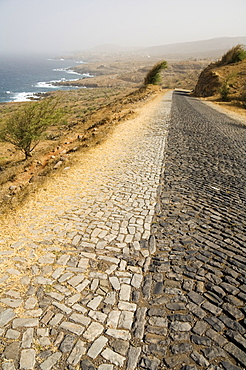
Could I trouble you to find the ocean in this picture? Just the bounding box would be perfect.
[0,55,91,103]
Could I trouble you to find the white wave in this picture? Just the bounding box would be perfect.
[12,92,38,102]
[53,68,67,72]
[35,77,81,88]
[53,66,94,78]
[82,73,94,78]
[57,78,80,82]
[53,68,81,75]
[6,91,11,94]
[66,69,82,75]
[53,67,84,76]
[65,70,94,77]
[35,81,58,88]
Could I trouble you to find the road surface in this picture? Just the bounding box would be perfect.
[0,90,245,369]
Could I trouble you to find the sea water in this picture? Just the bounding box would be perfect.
[0,54,91,103]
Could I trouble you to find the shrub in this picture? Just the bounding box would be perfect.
[0,98,62,159]
[219,79,230,101]
[217,45,246,66]
[144,61,168,86]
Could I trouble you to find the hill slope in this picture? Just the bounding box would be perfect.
[194,45,246,105]
[194,59,246,98]
[65,37,246,62]
[139,36,246,59]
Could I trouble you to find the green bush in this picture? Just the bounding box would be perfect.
[0,98,62,159]
[144,61,168,86]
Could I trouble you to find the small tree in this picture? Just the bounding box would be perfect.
[144,61,168,86]
[0,98,61,159]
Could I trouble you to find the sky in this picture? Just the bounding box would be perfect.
[0,0,246,56]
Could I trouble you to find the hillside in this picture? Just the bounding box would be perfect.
[66,37,246,62]
[139,36,246,59]
[58,59,207,91]
[194,59,246,98]
[194,46,246,109]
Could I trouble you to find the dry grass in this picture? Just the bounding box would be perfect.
[216,45,246,67]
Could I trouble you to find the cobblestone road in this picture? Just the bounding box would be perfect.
[0,90,245,370]
[141,91,246,370]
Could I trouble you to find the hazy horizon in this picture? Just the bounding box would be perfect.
[0,0,246,57]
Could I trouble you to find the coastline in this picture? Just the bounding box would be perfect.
[0,56,88,103]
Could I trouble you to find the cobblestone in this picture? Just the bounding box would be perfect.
[39,352,62,370]
[0,90,245,369]
[140,91,246,369]
[19,349,36,370]
[67,340,86,365]
[87,335,108,359]
[101,348,125,367]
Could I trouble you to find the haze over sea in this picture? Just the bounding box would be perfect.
[0,55,90,103]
